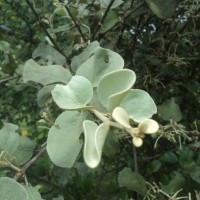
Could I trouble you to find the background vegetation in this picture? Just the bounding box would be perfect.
[0,0,200,199]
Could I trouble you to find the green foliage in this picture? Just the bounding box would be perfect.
[47,111,87,168]
[0,0,200,199]
[118,168,147,196]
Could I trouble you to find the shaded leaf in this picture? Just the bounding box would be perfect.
[146,0,177,19]
[76,47,124,86]
[101,0,124,9]
[97,69,136,112]
[118,168,147,196]
[158,98,182,122]
[14,136,37,165]
[188,163,200,184]
[51,76,93,110]
[0,123,19,159]
[120,89,157,122]
[37,85,56,107]
[0,123,36,166]
[47,111,87,168]
[161,172,185,195]
[23,59,72,85]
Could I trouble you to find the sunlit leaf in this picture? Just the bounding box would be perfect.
[51,76,93,110]
[71,41,100,72]
[47,111,87,168]
[97,69,136,112]
[118,168,147,196]
[146,0,177,19]
[83,120,109,168]
[120,89,157,122]
[76,47,124,86]
[112,107,132,129]
[23,59,72,85]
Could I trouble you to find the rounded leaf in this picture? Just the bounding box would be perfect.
[0,177,28,200]
[51,76,93,110]
[120,89,157,122]
[47,111,87,168]
[138,119,159,134]
[76,47,124,86]
[23,59,72,85]
[97,69,136,112]
[112,107,132,129]
[83,120,109,168]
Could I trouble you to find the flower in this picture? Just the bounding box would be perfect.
[112,107,159,147]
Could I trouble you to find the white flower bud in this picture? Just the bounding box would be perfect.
[132,137,143,147]
[138,119,159,134]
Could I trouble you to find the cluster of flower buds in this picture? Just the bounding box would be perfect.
[112,107,159,147]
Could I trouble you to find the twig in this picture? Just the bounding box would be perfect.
[58,0,87,42]
[25,0,66,58]
[90,0,116,41]
[133,146,138,172]
[0,75,19,85]
[13,146,46,181]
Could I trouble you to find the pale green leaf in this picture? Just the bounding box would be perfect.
[14,136,36,165]
[24,185,44,200]
[23,59,72,85]
[0,123,36,166]
[0,177,28,200]
[120,89,157,122]
[118,168,147,196]
[51,76,93,110]
[32,43,66,65]
[37,85,56,107]
[146,0,177,19]
[0,123,19,158]
[47,111,87,168]
[83,120,109,168]
[158,98,182,122]
[0,41,10,52]
[71,41,100,72]
[97,69,136,112]
[76,47,124,86]
[89,89,107,113]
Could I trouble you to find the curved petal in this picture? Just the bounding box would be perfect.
[138,119,159,134]
[83,121,109,168]
[112,107,132,129]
